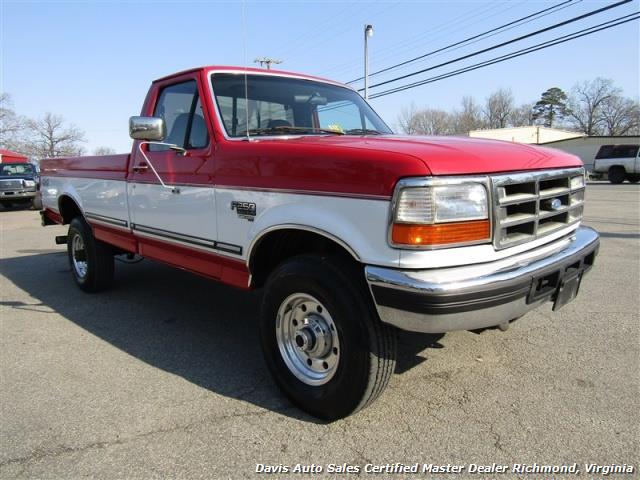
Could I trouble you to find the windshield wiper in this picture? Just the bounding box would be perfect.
[241,126,344,136]
[344,128,384,135]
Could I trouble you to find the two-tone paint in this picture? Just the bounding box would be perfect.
[40,65,585,291]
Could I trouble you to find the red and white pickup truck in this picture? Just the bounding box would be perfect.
[40,66,599,419]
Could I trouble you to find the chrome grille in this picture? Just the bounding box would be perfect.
[0,179,24,191]
[491,168,585,250]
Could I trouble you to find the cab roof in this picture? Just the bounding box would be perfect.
[152,66,347,88]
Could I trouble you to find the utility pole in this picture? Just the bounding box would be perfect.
[364,25,374,100]
[254,57,283,70]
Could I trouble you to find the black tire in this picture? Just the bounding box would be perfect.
[31,195,43,210]
[259,254,396,420]
[0,201,11,209]
[608,166,626,184]
[626,174,640,184]
[67,217,114,293]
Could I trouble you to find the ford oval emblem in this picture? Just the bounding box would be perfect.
[549,198,562,210]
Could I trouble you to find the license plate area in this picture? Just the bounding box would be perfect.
[528,270,561,303]
[527,259,584,310]
[552,270,582,311]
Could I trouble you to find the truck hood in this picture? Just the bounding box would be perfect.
[276,134,582,175]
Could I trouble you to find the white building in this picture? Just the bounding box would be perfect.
[539,136,640,171]
[469,126,584,144]
[468,127,639,171]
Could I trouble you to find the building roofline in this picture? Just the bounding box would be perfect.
[468,125,585,136]
[540,135,640,145]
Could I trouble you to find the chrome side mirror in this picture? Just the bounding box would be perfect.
[129,116,166,141]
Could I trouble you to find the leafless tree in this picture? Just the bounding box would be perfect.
[0,93,28,152]
[508,103,536,127]
[566,78,616,135]
[93,146,116,156]
[598,95,640,136]
[412,109,454,135]
[25,113,86,159]
[484,88,514,129]
[452,96,485,134]
[397,102,419,134]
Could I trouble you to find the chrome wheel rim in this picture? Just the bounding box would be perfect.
[276,293,340,386]
[71,234,88,279]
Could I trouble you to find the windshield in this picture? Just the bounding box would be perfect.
[0,163,35,176]
[211,73,392,138]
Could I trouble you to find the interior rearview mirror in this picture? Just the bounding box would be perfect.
[129,116,166,141]
[294,94,328,106]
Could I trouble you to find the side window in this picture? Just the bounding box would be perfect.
[595,146,613,159]
[149,80,209,151]
[612,145,639,158]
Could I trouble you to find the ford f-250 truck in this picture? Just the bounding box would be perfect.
[39,66,599,420]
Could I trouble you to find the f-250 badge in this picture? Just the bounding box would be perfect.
[231,201,257,221]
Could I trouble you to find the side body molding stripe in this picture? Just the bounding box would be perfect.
[131,223,243,256]
[85,212,129,228]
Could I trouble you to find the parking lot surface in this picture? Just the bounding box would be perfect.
[1,183,638,479]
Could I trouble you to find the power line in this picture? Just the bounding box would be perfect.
[276,1,402,64]
[322,1,520,78]
[347,0,576,84]
[371,13,640,99]
[272,2,364,59]
[360,0,632,93]
[368,13,640,100]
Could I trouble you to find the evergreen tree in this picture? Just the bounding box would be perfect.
[532,87,568,127]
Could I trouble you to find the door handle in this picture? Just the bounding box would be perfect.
[133,162,149,172]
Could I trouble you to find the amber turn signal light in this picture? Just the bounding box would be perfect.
[391,219,490,246]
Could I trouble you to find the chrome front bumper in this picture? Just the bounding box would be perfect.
[365,226,599,333]
[0,189,36,200]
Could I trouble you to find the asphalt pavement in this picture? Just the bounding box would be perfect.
[1,183,638,479]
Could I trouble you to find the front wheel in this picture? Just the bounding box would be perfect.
[31,195,43,210]
[260,254,396,420]
[67,217,114,292]
[627,174,640,184]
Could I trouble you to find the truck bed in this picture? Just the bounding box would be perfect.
[40,154,130,180]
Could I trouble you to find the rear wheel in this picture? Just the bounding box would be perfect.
[67,217,114,292]
[260,254,396,420]
[608,166,626,184]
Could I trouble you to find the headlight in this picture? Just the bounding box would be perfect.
[23,180,36,187]
[570,175,585,190]
[391,180,490,248]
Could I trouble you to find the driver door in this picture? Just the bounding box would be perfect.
[128,78,219,268]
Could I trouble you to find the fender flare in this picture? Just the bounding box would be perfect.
[246,223,361,269]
